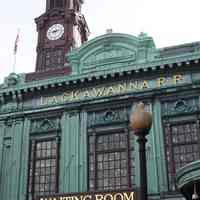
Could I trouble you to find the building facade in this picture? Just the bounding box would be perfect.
[0,1,200,200]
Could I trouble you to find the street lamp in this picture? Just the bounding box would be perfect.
[192,183,199,200]
[130,102,152,200]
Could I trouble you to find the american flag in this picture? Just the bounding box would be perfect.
[14,31,20,55]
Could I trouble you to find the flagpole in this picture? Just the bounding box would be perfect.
[13,52,17,73]
[13,29,20,73]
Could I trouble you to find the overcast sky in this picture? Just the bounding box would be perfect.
[1,0,200,83]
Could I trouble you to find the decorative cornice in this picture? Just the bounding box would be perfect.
[162,97,200,117]
[30,117,61,134]
[1,33,200,98]
[87,107,129,127]
[0,55,199,98]
[0,82,199,118]
[35,8,65,23]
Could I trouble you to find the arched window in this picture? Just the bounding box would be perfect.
[87,108,136,191]
[49,0,55,9]
[27,117,61,200]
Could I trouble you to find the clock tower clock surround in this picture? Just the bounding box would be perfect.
[35,0,89,72]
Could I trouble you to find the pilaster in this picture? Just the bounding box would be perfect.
[0,119,14,199]
[60,110,82,193]
[19,118,31,200]
[79,110,88,192]
[152,99,168,193]
[145,103,159,194]
[0,120,5,186]
[10,117,25,200]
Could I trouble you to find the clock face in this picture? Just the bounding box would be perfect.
[47,24,64,40]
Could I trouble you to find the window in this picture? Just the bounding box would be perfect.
[28,138,59,200]
[164,121,200,191]
[56,0,64,7]
[88,128,135,191]
[50,0,55,9]
[50,0,64,9]
[45,50,64,69]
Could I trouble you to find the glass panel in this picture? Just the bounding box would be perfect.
[28,138,58,199]
[88,131,135,190]
[164,122,200,191]
[56,0,63,7]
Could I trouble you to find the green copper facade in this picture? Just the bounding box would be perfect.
[1,32,200,200]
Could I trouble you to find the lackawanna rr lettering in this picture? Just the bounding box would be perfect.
[40,74,188,106]
[38,191,136,200]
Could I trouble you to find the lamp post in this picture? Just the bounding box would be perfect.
[192,183,199,200]
[130,102,152,200]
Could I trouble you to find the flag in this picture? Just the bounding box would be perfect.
[14,31,20,55]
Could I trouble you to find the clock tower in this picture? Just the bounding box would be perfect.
[35,0,89,72]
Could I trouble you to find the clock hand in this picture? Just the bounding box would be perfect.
[52,29,59,34]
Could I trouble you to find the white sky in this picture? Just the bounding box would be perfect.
[1,0,200,83]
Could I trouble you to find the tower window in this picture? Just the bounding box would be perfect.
[50,0,64,9]
[45,49,64,69]
[50,0,54,9]
[56,0,64,7]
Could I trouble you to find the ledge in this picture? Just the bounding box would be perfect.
[25,66,72,82]
[176,160,200,199]
[176,160,200,189]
